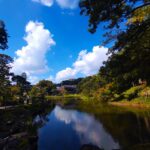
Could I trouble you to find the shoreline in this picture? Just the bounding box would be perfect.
[109,101,150,109]
[46,94,150,109]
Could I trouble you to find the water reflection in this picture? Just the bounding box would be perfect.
[33,114,49,126]
[38,106,120,150]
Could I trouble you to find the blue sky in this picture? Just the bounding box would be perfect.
[0,0,109,83]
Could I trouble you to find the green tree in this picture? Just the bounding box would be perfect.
[36,80,56,95]
[77,75,101,97]
[10,85,21,103]
[0,54,12,105]
[12,73,31,91]
[0,21,12,106]
[12,73,31,103]
[30,80,56,103]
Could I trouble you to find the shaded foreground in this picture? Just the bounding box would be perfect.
[0,102,54,150]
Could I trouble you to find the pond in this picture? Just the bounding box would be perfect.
[36,105,150,150]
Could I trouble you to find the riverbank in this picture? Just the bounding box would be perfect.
[46,94,89,106]
[46,94,88,100]
[110,98,150,109]
[46,94,81,100]
[47,94,150,109]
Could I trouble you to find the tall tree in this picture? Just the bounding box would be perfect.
[12,73,31,103]
[12,73,30,89]
[0,21,12,105]
[30,80,56,103]
[36,80,56,95]
[0,54,13,105]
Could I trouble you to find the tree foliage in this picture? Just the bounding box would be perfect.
[77,75,101,97]
[79,0,150,32]
[0,21,11,93]
[30,80,56,102]
[12,73,31,92]
[36,80,56,95]
[0,20,8,50]
[0,54,13,105]
[0,21,12,105]
[11,73,31,103]
[79,0,150,51]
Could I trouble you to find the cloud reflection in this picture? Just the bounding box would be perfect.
[54,106,120,150]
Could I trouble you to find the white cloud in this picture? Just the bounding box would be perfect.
[32,0,79,9]
[32,0,54,7]
[73,46,108,75]
[54,46,108,83]
[55,67,77,82]
[11,21,56,84]
[56,0,79,9]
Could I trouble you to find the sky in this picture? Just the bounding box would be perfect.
[0,0,109,84]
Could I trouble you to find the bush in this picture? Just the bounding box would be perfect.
[113,93,124,101]
[123,85,144,101]
[95,83,115,102]
[139,86,150,98]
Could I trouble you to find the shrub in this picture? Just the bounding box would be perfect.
[123,85,144,101]
[139,86,150,98]
[113,93,124,101]
[95,83,115,102]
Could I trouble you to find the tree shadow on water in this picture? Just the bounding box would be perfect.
[80,144,103,150]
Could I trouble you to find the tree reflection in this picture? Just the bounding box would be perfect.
[80,144,102,150]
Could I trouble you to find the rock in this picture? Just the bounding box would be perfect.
[6,120,13,125]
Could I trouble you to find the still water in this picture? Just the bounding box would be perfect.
[36,105,150,150]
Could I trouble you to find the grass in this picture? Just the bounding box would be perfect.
[110,85,150,108]
[46,93,150,109]
[110,97,150,108]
